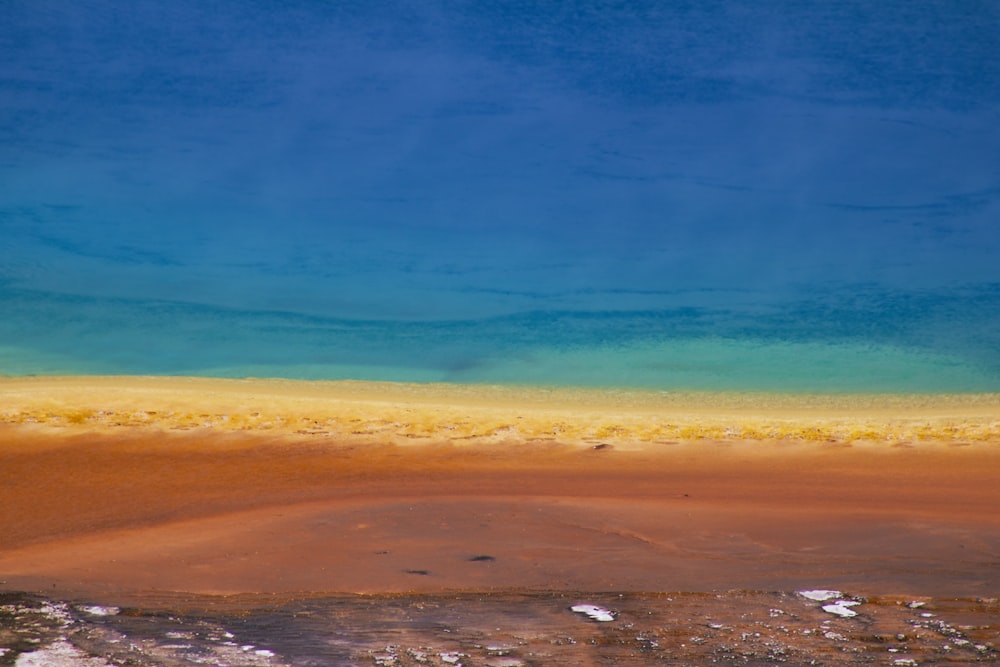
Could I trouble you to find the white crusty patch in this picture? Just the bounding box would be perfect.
[571,604,616,622]
[798,590,842,602]
[822,600,861,618]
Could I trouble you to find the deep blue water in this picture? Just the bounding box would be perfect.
[2,1,999,391]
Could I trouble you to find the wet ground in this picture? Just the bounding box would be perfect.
[2,589,997,666]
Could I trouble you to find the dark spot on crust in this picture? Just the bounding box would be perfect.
[468,555,496,562]
[403,569,430,576]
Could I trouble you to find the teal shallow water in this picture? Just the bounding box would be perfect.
[1,282,998,392]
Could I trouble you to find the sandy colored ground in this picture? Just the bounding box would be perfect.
[1,376,998,600]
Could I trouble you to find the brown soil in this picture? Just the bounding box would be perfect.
[2,423,997,600]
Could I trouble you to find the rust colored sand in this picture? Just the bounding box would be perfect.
[1,377,998,601]
[1,423,998,600]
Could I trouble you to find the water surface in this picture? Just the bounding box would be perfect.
[2,1,999,391]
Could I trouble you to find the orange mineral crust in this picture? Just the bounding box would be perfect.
[0,376,998,599]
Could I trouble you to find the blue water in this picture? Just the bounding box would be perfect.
[2,1,999,392]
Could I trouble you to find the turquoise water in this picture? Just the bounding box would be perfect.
[2,283,997,392]
[2,1,999,392]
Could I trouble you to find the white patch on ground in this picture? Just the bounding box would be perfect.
[570,604,616,622]
[205,642,285,666]
[35,602,73,627]
[485,658,524,667]
[485,644,517,656]
[798,590,842,601]
[14,640,113,667]
[822,600,861,618]
[77,605,119,616]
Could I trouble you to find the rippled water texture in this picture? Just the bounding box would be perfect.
[2,1,999,390]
